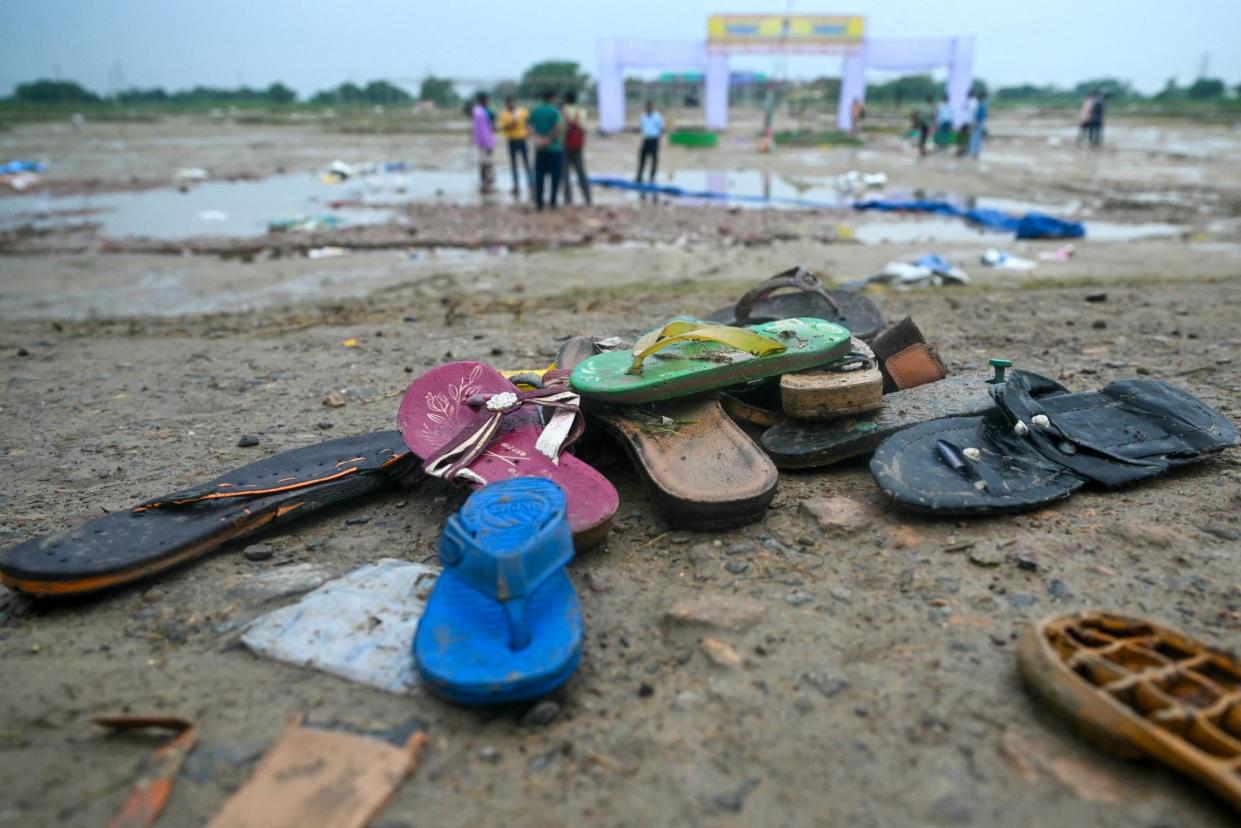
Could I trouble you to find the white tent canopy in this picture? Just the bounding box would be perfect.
[597,35,974,134]
[597,39,729,133]
[838,36,975,130]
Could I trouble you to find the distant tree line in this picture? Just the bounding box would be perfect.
[6,63,1238,111]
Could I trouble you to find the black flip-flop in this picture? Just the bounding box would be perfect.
[0,432,418,596]
[706,266,886,342]
[761,371,1070,469]
[871,371,1238,515]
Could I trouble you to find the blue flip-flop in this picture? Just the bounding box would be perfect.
[414,477,583,705]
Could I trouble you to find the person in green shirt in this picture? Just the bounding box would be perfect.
[528,89,565,210]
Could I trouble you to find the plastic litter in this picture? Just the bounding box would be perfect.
[981,248,1038,271]
[1037,244,1076,262]
[198,210,229,222]
[843,254,969,290]
[242,559,439,695]
[1,172,40,190]
[174,167,209,183]
[307,246,349,259]
[0,160,46,175]
[268,215,345,233]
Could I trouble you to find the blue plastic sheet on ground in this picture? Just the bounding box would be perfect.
[589,176,842,210]
[853,199,1084,239]
[0,160,46,175]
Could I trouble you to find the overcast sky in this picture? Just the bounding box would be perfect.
[3,0,1238,97]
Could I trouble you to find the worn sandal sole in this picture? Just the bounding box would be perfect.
[0,432,415,596]
[592,396,778,531]
[1019,612,1241,812]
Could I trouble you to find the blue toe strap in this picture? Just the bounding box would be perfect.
[436,478,574,650]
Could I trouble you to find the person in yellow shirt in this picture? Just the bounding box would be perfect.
[497,97,532,196]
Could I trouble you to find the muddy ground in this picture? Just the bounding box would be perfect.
[0,111,1239,827]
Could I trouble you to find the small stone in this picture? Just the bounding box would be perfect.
[1091,320,1107,330]
[1047,579,1072,601]
[784,590,814,607]
[1008,592,1040,609]
[583,571,613,593]
[344,516,371,526]
[725,560,750,575]
[1201,523,1241,542]
[665,595,765,631]
[713,779,760,813]
[968,548,1003,567]
[520,700,561,727]
[1086,564,1115,577]
[316,421,334,430]
[829,586,853,603]
[725,542,755,556]
[476,745,501,763]
[242,543,274,562]
[322,391,347,408]
[802,670,849,698]
[1084,292,1108,303]
[699,637,742,668]
[1015,555,1038,572]
[799,496,877,533]
[638,682,654,698]
[16,347,31,357]
[236,433,260,447]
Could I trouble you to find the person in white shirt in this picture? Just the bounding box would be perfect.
[957,90,980,156]
[635,100,665,192]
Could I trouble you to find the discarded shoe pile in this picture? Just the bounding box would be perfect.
[2,265,1238,819]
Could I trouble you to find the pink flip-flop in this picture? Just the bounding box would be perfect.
[397,362,617,548]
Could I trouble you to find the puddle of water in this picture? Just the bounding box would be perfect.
[0,171,482,239]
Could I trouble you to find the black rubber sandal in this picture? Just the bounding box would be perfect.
[0,432,418,596]
[706,266,886,342]
[870,369,1238,515]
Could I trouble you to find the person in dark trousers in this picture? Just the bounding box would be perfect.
[914,95,933,156]
[528,89,564,210]
[497,96,531,195]
[1089,91,1109,148]
[635,100,664,197]
[560,91,591,206]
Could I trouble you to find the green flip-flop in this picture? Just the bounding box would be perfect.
[569,317,851,405]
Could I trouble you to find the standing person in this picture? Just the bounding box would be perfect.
[1077,90,1098,147]
[560,91,592,206]
[914,94,934,156]
[1090,91,1109,148]
[934,93,954,150]
[849,97,866,136]
[635,100,664,196]
[957,89,979,157]
[471,92,495,193]
[497,96,531,196]
[968,89,988,158]
[528,89,564,211]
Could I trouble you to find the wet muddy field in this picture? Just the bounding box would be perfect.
[0,111,1239,827]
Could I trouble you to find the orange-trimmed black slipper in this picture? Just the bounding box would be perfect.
[0,432,418,597]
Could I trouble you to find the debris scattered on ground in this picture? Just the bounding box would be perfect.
[242,559,437,694]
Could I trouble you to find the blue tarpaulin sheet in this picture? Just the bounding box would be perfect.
[853,199,1085,239]
[0,160,45,175]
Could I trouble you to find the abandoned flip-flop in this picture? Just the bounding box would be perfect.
[706,266,886,342]
[556,336,777,530]
[1019,611,1241,813]
[414,477,582,705]
[871,367,1238,515]
[570,317,851,405]
[761,368,1069,469]
[398,361,618,548]
[0,432,417,597]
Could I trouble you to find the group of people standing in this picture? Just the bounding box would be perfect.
[911,88,988,158]
[472,91,590,208]
[1076,89,1109,148]
[470,93,666,210]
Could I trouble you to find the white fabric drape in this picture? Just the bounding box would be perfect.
[596,39,714,132]
[837,36,975,131]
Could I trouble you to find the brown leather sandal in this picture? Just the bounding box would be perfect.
[1019,611,1241,813]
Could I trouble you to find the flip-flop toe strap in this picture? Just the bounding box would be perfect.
[628,320,786,375]
[437,479,574,651]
